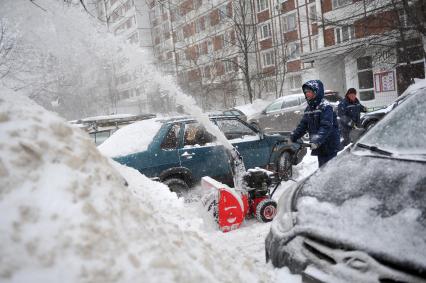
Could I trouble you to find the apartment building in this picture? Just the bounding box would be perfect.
[98,0,425,111]
[96,0,154,113]
[300,0,426,109]
[253,0,320,96]
[146,0,326,108]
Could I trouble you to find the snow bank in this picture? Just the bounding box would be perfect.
[98,118,162,157]
[0,87,270,283]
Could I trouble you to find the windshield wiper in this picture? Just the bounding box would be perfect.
[356,143,394,156]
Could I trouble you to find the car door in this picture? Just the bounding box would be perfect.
[215,118,271,170]
[259,98,285,132]
[141,123,182,177]
[282,96,305,131]
[177,122,227,182]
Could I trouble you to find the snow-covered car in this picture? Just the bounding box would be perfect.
[99,115,307,194]
[265,82,426,282]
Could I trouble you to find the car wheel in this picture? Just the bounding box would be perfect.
[277,151,292,178]
[255,199,277,223]
[163,178,189,197]
[365,121,377,131]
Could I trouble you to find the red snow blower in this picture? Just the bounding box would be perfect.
[201,143,309,232]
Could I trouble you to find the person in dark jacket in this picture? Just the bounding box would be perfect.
[338,88,367,148]
[290,80,340,167]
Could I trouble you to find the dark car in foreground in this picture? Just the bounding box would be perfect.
[265,83,426,282]
[99,115,306,193]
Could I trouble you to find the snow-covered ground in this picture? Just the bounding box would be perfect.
[0,87,318,282]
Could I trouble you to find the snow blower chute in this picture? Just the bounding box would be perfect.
[201,148,279,232]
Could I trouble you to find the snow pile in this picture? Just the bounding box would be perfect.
[0,88,271,283]
[98,118,163,157]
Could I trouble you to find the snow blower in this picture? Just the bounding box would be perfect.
[201,143,308,232]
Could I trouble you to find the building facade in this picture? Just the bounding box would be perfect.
[96,0,155,114]
[96,0,425,111]
[300,0,426,109]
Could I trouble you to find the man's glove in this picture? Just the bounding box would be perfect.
[310,143,319,150]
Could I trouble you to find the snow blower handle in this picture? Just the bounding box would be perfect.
[269,141,310,199]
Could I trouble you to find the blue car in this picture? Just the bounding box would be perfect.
[101,115,306,193]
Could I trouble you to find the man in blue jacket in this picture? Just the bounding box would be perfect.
[338,88,367,148]
[290,80,340,167]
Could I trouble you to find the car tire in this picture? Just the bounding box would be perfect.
[163,178,189,196]
[255,199,277,223]
[365,121,377,131]
[277,151,292,178]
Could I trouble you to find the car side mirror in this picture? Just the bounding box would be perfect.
[261,109,266,115]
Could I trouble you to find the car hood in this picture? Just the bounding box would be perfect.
[291,150,426,271]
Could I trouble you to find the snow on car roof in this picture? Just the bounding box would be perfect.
[98,117,163,157]
[0,87,271,282]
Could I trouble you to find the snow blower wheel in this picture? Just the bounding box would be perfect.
[255,199,277,223]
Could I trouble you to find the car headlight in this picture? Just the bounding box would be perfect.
[273,183,301,233]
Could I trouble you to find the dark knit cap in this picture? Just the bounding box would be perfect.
[346,88,357,96]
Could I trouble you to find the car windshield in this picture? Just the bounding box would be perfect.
[355,88,426,159]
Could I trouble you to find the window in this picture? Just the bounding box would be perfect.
[195,17,205,33]
[224,61,234,73]
[215,119,257,140]
[265,99,284,113]
[332,0,351,8]
[287,42,300,59]
[161,124,181,150]
[283,13,297,32]
[287,75,302,90]
[335,25,355,44]
[357,56,375,101]
[259,22,272,39]
[262,50,275,67]
[184,123,215,146]
[283,97,300,108]
[309,5,317,22]
[257,0,269,12]
[207,40,213,53]
[312,37,318,50]
[219,4,228,22]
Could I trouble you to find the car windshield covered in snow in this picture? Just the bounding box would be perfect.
[266,83,426,283]
[355,87,426,160]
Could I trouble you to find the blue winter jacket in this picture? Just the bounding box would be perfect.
[291,80,340,156]
[338,97,367,129]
